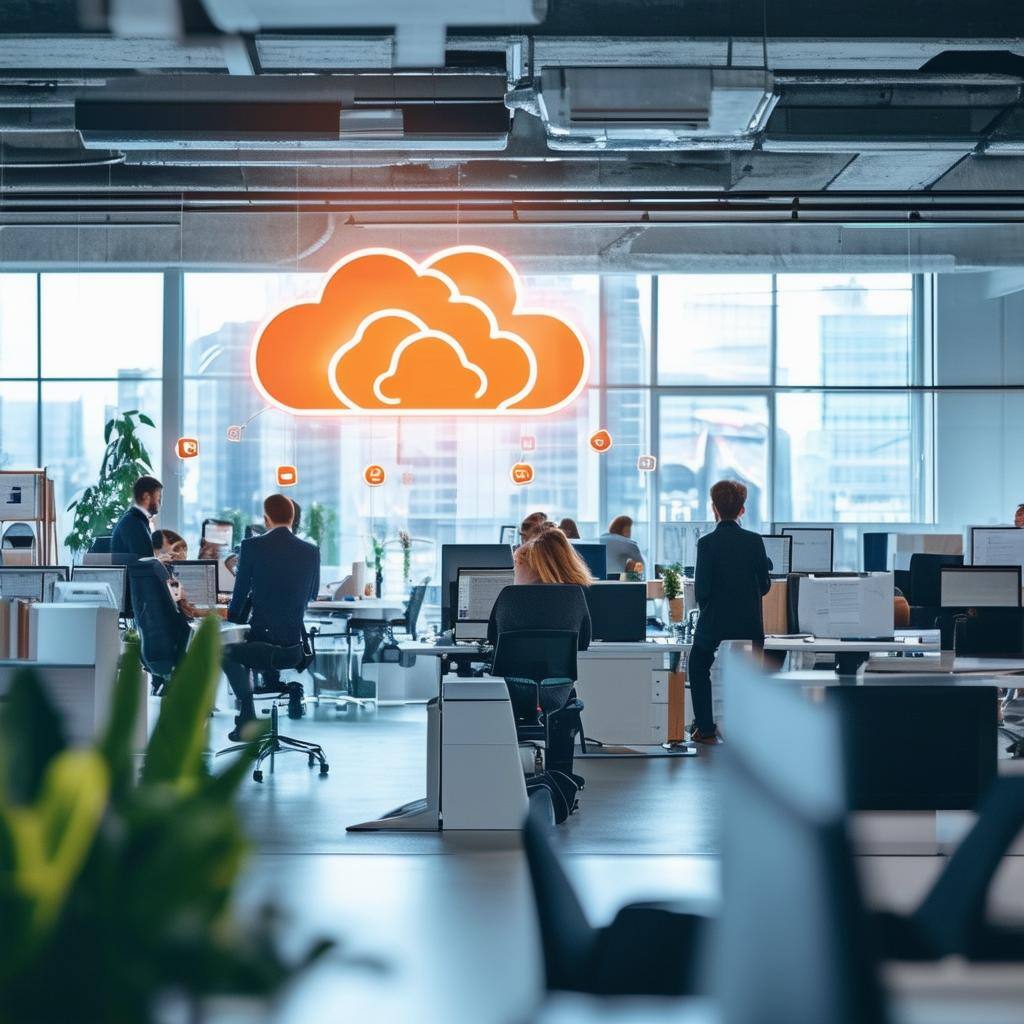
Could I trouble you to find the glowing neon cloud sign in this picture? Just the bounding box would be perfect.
[251,246,590,417]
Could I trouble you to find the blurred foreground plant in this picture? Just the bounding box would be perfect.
[0,617,332,1023]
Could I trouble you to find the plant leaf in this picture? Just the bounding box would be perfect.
[141,616,222,789]
[0,670,68,805]
[98,644,142,803]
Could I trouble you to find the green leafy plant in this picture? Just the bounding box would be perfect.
[216,507,249,548]
[0,617,331,1023]
[307,502,339,563]
[661,562,683,602]
[64,410,156,555]
[397,530,412,583]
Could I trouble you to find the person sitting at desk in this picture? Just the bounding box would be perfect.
[153,528,188,562]
[519,510,554,544]
[688,480,771,745]
[111,475,163,558]
[513,523,593,586]
[558,517,581,539]
[600,515,646,577]
[224,493,320,740]
[489,528,592,784]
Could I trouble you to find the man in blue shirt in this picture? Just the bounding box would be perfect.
[111,476,163,557]
[224,493,320,740]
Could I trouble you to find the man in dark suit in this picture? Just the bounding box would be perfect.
[688,480,772,745]
[224,493,320,739]
[111,475,163,557]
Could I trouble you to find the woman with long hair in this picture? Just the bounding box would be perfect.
[558,517,581,539]
[514,527,593,586]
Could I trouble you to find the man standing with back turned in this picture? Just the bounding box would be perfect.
[688,480,771,745]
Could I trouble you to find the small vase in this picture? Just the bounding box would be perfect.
[668,597,684,623]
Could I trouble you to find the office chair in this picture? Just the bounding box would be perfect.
[88,535,113,554]
[908,552,963,607]
[217,640,328,783]
[521,799,708,995]
[717,646,889,1024]
[872,776,1024,961]
[126,559,191,694]
[389,580,429,640]
[491,627,587,821]
[937,608,1024,656]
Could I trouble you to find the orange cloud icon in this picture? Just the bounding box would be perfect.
[251,246,590,416]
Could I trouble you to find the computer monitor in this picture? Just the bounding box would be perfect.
[761,534,793,577]
[454,567,514,641]
[166,559,219,609]
[782,527,834,573]
[795,572,894,639]
[71,565,127,614]
[499,525,517,545]
[584,581,647,642]
[970,526,1024,570]
[571,542,607,580]
[0,565,69,603]
[441,544,514,631]
[202,518,235,548]
[940,566,1022,608]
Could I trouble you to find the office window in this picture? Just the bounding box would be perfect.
[774,391,920,523]
[0,274,37,378]
[0,274,164,555]
[775,274,914,386]
[657,275,772,385]
[604,276,652,385]
[658,394,769,529]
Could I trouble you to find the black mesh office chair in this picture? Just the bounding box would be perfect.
[218,640,328,783]
[873,777,1024,961]
[389,580,429,640]
[88,535,113,554]
[522,799,708,995]
[126,559,191,694]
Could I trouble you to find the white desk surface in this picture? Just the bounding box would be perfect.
[308,598,402,612]
[765,633,940,654]
[399,638,688,657]
[772,669,1005,688]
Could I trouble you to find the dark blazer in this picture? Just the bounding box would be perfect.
[227,526,320,646]
[693,520,772,646]
[111,505,153,558]
[487,584,592,650]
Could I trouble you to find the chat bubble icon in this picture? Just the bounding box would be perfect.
[637,454,657,472]
[277,465,298,487]
[364,464,386,487]
[176,437,199,459]
[589,429,612,453]
[510,462,534,486]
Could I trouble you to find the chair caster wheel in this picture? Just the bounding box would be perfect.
[319,764,329,776]
[253,770,264,783]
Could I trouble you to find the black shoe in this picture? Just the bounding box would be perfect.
[227,726,243,742]
[287,683,306,720]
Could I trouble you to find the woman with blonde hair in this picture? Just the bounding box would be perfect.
[514,527,593,586]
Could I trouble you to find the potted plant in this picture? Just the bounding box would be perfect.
[397,530,412,584]
[368,535,385,598]
[306,502,339,564]
[65,410,156,555]
[662,562,684,623]
[0,618,332,1022]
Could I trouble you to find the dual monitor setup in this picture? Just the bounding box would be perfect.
[0,559,221,615]
[443,542,645,644]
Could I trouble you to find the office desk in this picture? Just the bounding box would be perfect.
[765,632,941,676]
[402,639,695,754]
[308,598,403,616]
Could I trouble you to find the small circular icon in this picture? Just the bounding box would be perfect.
[364,464,386,487]
[510,462,534,486]
[176,437,200,459]
[589,429,613,453]
[276,465,298,487]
